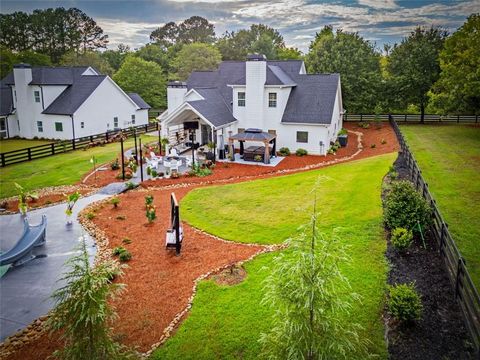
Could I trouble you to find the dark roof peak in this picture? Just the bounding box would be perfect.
[13,63,31,69]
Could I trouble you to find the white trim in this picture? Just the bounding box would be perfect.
[281,122,330,127]
[82,67,99,75]
[184,88,204,100]
[162,102,216,129]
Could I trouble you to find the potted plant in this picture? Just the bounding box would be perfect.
[160,137,170,156]
[206,142,216,161]
[65,191,81,225]
[337,128,348,147]
[128,160,138,177]
[15,183,38,216]
[254,154,262,162]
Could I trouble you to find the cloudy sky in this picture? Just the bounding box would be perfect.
[1,0,479,52]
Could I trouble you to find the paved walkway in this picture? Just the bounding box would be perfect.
[0,184,127,341]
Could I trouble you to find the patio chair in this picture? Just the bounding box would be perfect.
[169,159,179,173]
[150,151,161,161]
[170,148,179,157]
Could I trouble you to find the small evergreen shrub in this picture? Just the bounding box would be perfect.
[110,158,120,170]
[145,195,154,207]
[391,227,413,251]
[118,250,132,262]
[387,283,423,322]
[86,212,95,220]
[278,147,290,156]
[370,143,376,149]
[146,205,156,223]
[146,166,152,176]
[151,169,158,177]
[295,148,308,156]
[338,128,348,136]
[384,181,432,232]
[125,181,137,190]
[112,246,126,256]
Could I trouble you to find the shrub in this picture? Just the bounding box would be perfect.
[384,180,432,232]
[112,246,126,256]
[125,181,137,190]
[145,195,154,207]
[118,250,132,262]
[86,212,95,220]
[110,197,120,208]
[151,169,158,177]
[278,147,290,156]
[391,227,413,251]
[189,163,212,177]
[295,148,308,156]
[387,283,423,322]
[146,204,156,223]
[387,165,398,180]
[110,158,120,170]
[338,128,348,136]
[146,166,152,176]
[122,238,132,244]
[370,144,376,148]
[381,138,387,145]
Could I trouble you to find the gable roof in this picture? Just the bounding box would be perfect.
[42,75,107,115]
[185,59,339,126]
[1,65,151,117]
[128,93,151,109]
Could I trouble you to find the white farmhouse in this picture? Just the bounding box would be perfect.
[159,54,344,158]
[0,64,150,140]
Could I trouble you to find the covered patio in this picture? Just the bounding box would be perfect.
[228,129,277,165]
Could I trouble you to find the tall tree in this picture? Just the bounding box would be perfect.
[0,8,108,63]
[387,26,447,121]
[150,16,215,48]
[172,43,222,80]
[260,199,368,359]
[276,46,303,60]
[0,47,51,79]
[306,26,382,113]
[430,14,480,115]
[101,44,131,71]
[60,51,114,76]
[134,43,170,73]
[216,24,286,60]
[113,55,167,109]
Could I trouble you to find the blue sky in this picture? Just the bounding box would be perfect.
[1,0,479,52]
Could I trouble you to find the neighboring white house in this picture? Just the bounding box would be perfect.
[0,64,150,140]
[158,54,344,156]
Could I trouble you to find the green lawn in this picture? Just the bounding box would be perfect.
[0,138,52,153]
[0,134,155,199]
[401,124,480,288]
[153,153,396,359]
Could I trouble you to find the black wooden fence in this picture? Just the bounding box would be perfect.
[0,123,158,167]
[345,113,479,123]
[390,115,480,354]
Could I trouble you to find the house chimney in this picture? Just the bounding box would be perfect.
[245,54,267,128]
[167,81,187,113]
[13,63,34,138]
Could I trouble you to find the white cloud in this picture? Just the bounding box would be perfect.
[97,18,159,50]
[357,0,399,9]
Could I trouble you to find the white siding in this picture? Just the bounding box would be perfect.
[245,60,266,129]
[73,77,145,138]
[277,124,330,155]
[42,86,68,108]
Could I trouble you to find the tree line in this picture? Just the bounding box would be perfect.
[1,9,478,117]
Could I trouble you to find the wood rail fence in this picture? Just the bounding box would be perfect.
[390,115,480,355]
[345,113,479,123]
[0,123,159,167]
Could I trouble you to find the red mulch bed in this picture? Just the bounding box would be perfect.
[83,123,398,188]
[2,189,92,213]
[3,122,399,359]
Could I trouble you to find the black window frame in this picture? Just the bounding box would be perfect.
[34,90,41,103]
[55,122,63,132]
[296,131,308,143]
[37,121,43,133]
[268,92,277,108]
[238,92,246,107]
[113,116,119,129]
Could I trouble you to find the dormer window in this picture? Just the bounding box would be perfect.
[268,93,277,108]
[34,90,41,103]
[238,92,245,107]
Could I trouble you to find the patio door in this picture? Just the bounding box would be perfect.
[201,124,212,145]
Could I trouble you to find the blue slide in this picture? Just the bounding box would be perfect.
[0,215,47,267]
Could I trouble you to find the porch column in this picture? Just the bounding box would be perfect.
[272,138,276,157]
[264,140,270,164]
[239,141,244,156]
[228,131,234,161]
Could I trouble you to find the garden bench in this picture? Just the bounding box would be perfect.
[0,215,47,267]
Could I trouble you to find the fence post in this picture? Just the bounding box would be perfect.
[27,148,32,161]
[1,153,5,167]
[90,135,93,143]
[145,124,148,133]
[457,115,460,123]
[51,143,55,155]
[455,258,465,298]
[106,132,109,142]
[72,138,75,150]
[404,114,407,122]
[440,222,446,255]
[423,182,428,198]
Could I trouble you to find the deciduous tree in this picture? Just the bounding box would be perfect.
[113,56,167,108]
[172,43,221,80]
[150,16,215,48]
[387,26,447,121]
[60,51,114,76]
[306,26,382,113]
[430,14,480,115]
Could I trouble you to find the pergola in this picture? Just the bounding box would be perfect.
[228,128,277,164]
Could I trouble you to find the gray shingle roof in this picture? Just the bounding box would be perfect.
[185,60,338,126]
[42,75,106,115]
[188,88,236,127]
[128,93,151,109]
[3,66,92,85]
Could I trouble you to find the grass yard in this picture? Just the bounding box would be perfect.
[0,134,155,199]
[153,153,396,359]
[0,138,52,153]
[401,124,480,288]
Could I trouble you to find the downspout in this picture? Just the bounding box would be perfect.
[5,115,9,138]
[71,115,76,149]
[40,86,45,110]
